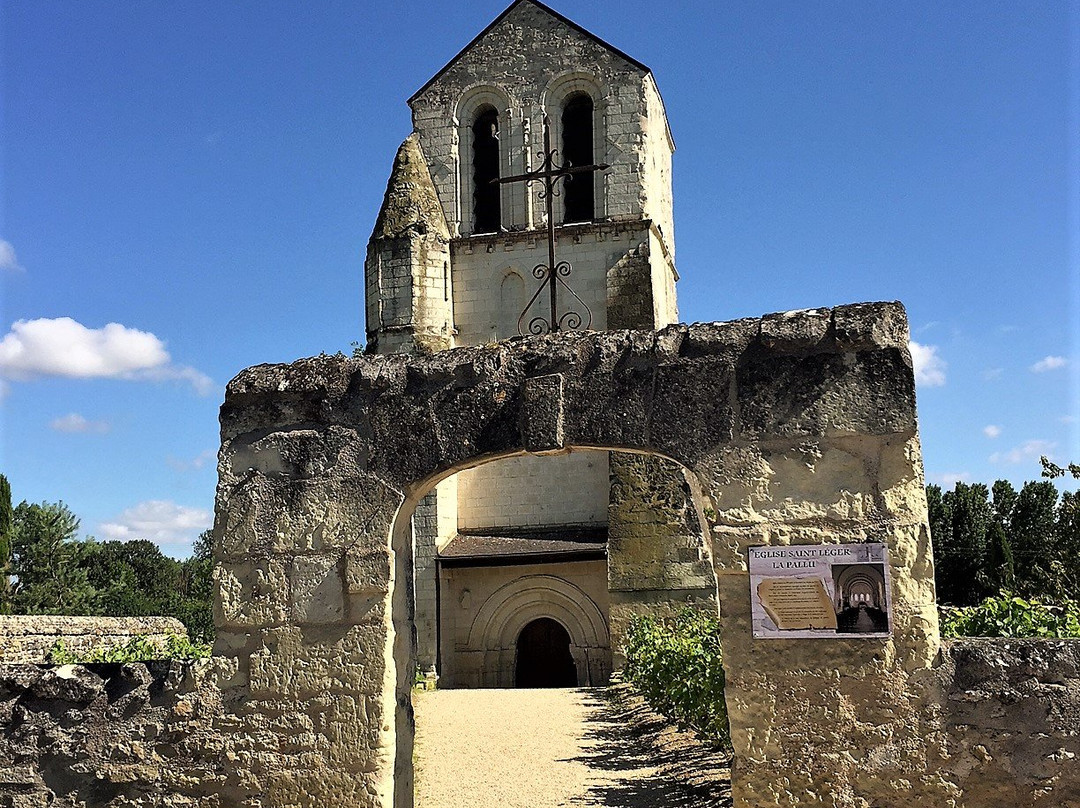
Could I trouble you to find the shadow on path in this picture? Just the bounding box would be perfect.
[566,684,734,808]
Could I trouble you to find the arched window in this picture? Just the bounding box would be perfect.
[472,106,501,233]
[561,92,594,223]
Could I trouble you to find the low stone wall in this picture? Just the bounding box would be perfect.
[933,638,1080,807]
[0,640,1077,806]
[0,660,224,807]
[0,616,187,663]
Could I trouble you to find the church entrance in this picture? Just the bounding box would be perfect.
[515,617,577,688]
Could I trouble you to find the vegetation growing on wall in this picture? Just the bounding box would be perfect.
[939,595,1080,639]
[47,633,212,663]
[621,608,731,748]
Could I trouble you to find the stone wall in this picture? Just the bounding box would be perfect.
[0,616,187,664]
[3,304,1078,807]
[2,639,1078,806]
[0,660,224,806]
[607,453,716,666]
[931,638,1080,807]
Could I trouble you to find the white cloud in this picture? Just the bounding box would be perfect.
[908,340,946,387]
[0,317,213,395]
[927,471,972,485]
[0,240,23,273]
[990,439,1056,466]
[98,500,212,550]
[50,412,110,434]
[981,367,1004,381]
[167,449,216,472]
[1030,356,1068,373]
[983,425,1002,439]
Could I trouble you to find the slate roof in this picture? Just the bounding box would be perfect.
[438,526,607,567]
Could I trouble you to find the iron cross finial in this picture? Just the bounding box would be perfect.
[494,114,610,335]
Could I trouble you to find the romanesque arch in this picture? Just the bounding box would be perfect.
[214,302,941,808]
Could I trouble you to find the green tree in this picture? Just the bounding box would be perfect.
[984,517,1014,593]
[1009,480,1059,596]
[0,475,12,613]
[930,482,993,605]
[11,501,96,614]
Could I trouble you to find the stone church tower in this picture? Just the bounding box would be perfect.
[364,0,714,688]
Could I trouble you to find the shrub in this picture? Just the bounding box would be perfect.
[622,607,730,748]
[939,594,1080,639]
[47,633,212,664]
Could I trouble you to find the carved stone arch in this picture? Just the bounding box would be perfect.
[455,85,513,235]
[467,574,608,651]
[542,72,609,221]
[463,573,610,688]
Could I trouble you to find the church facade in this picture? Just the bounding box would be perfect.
[364,0,715,688]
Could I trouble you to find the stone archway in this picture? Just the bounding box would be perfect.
[214,302,942,808]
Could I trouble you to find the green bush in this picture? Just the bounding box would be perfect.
[622,607,730,748]
[47,633,212,664]
[939,594,1080,639]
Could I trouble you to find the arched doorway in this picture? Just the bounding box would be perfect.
[515,617,577,688]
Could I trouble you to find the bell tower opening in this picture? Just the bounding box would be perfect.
[515,617,578,688]
[561,92,594,223]
[472,105,501,233]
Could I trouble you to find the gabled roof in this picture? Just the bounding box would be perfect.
[408,0,651,104]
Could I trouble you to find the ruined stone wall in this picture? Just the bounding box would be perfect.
[607,453,715,666]
[0,660,224,806]
[1,305,1080,807]
[0,616,187,664]
[930,638,1080,807]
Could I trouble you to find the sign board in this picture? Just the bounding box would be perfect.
[748,543,892,639]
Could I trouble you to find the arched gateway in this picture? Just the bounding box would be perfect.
[214,302,945,808]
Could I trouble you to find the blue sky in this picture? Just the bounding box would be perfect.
[1,1,1077,557]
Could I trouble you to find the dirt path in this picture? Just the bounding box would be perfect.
[413,686,731,808]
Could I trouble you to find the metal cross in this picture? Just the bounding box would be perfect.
[494,114,609,335]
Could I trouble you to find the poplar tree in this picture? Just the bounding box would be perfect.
[0,475,12,614]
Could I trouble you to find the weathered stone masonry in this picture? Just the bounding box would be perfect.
[1,303,1078,807]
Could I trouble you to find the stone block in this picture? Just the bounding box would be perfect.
[248,625,387,698]
[832,301,910,351]
[737,347,917,439]
[215,558,290,629]
[759,307,831,352]
[290,554,346,625]
[520,373,565,453]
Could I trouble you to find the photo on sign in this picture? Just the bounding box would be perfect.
[748,543,891,639]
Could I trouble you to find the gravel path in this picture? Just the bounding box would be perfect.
[413,686,731,808]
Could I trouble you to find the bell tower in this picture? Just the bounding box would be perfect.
[363,0,713,685]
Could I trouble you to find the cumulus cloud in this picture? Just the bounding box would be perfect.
[927,471,972,485]
[0,240,23,273]
[0,317,213,395]
[50,412,110,434]
[166,449,216,472]
[1030,356,1068,373]
[990,439,1056,466]
[983,425,1001,439]
[98,500,213,550]
[908,341,946,387]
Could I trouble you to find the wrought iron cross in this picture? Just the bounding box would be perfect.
[494,115,609,335]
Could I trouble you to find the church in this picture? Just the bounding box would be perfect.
[364,0,715,688]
